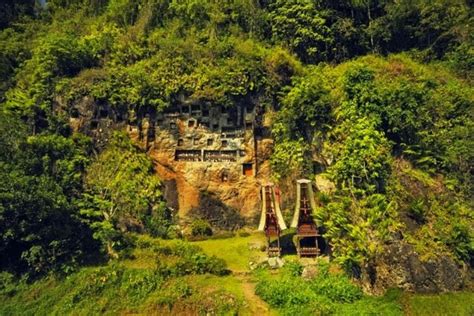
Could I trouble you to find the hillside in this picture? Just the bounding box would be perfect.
[0,0,473,315]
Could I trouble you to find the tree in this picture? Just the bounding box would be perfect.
[0,113,97,276]
[81,132,171,258]
[269,0,333,63]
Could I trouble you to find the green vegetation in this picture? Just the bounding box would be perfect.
[272,54,473,271]
[0,0,472,314]
[191,232,267,272]
[2,233,473,315]
[0,237,238,315]
[80,132,173,258]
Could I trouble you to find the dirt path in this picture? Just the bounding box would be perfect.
[235,274,274,316]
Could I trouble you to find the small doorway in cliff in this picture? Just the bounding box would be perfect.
[221,140,228,148]
[99,108,108,118]
[242,163,253,176]
[221,170,229,182]
[178,138,184,146]
[70,108,79,118]
[188,120,196,128]
[90,120,99,130]
[207,138,213,146]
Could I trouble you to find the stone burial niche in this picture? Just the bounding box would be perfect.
[258,183,287,257]
[162,102,256,177]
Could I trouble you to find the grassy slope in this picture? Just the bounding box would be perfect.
[191,233,267,272]
[1,232,472,315]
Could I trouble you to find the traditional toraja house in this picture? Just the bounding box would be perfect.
[258,183,287,257]
[291,179,320,257]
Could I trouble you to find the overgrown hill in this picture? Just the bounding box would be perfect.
[0,0,473,314]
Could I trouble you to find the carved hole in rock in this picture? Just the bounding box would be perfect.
[99,109,108,118]
[178,138,184,146]
[70,108,79,118]
[221,170,229,182]
[90,120,99,130]
[242,163,253,176]
[188,120,195,128]
[221,140,228,148]
[313,161,325,174]
[175,149,202,161]
[221,126,237,133]
[207,138,213,146]
[170,122,177,129]
[213,123,219,130]
[201,122,209,128]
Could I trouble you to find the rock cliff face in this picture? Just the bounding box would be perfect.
[62,96,273,226]
[365,241,469,294]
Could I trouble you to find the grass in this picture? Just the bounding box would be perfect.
[190,231,268,272]
[1,233,473,315]
[402,291,474,316]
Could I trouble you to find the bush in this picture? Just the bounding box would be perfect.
[190,220,213,237]
[154,241,229,277]
[309,274,363,303]
[283,259,303,277]
[238,231,251,237]
[255,260,363,313]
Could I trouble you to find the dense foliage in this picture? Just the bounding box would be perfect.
[272,54,473,271]
[255,260,403,315]
[80,132,173,258]
[0,114,97,276]
[0,238,235,315]
[0,0,472,287]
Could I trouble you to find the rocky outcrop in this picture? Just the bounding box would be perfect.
[61,96,273,225]
[368,241,467,294]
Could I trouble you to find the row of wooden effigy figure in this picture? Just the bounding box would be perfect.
[258,179,321,257]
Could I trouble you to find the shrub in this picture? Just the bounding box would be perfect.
[154,241,229,277]
[283,259,303,277]
[190,219,213,237]
[255,260,363,313]
[238,231,251,237]
[309,274,363,303]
